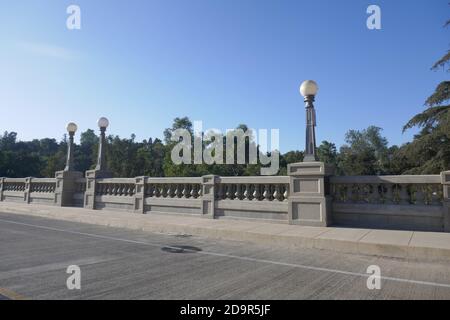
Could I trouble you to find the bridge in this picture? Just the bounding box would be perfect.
[1,81,449,299]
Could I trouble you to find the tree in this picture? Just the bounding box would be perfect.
[278,150,303,175]
[75,129,98,172]
[337,126,389,175]
[317,141,337,168]
[401,16,450,173]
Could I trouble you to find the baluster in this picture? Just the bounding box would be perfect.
[345,184,353,203]
[128,184,134,196]
[224,184,231,200]
[368,184,379,204]
[399,184,409,204]
[357,184,366,203]
[178,184,184,198]
[283,185,288,201]
[182,184,188,198]
[160,183,168,198]
[336,184,344,202]
[263,184,271,201]
[424,185,433,205]
[431,185,441,205]
[273,185,279,201]
[169,184,174,198]
[235,184,241,200]
[243,184,250,200]
[253,184,261,201]
[415,185,425,205]
[174,184,180,198]
[150,184,155,197]
[384,184,394,204]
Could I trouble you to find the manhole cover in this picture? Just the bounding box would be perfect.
[161,245,202,254]
[174,234,192,238]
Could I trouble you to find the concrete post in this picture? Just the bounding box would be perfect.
[24,177,32,204]
[134,176,148,214]
[287,162,334,226]
[84,169,112,209]
[201,175,218,219]
[55,170,83,207]
[0,177,4,202]
[441,171,450,232]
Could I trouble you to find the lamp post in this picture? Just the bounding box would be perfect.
[64,122,78,171]
[95,117,109,171]
[300,80,319,162]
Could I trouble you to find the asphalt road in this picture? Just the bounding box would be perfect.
[0,211,450,299]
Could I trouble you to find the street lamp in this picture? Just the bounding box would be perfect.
[64,122,78,171]
[95,117,109,171]
[300,80,319,162]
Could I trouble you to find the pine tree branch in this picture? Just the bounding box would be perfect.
[431,51,450,71]
[425,81,450,106]
[403,105,450,132]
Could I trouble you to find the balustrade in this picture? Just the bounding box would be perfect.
[331,175,443,205]
[216,177,289,202]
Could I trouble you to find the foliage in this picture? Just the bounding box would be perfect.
[400,14,450,174]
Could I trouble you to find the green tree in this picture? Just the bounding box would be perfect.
[337,126,389,175]
[401,18,450,173]
[317,141,337,168]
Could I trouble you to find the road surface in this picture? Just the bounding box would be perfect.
[0,211,450,299]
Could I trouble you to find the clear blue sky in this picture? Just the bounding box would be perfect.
[0,0,448,152]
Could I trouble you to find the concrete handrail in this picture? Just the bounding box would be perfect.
[330,175,441,184]
[219,176,289,184]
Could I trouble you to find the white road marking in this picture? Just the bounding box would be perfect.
[1,217,450,289]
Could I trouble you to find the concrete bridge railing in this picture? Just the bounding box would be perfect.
[0,177,57,205]
[330,175,445,232]
[1,168,449,232]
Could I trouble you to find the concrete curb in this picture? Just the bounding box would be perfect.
[1,202,450,262]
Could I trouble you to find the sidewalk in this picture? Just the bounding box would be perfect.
[1,202,450,262]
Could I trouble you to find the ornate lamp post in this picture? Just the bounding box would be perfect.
[95,117,109,171]
[300,80,319,162]
[64,122,78,171]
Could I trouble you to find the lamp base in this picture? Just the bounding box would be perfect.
[303,154,318,162]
